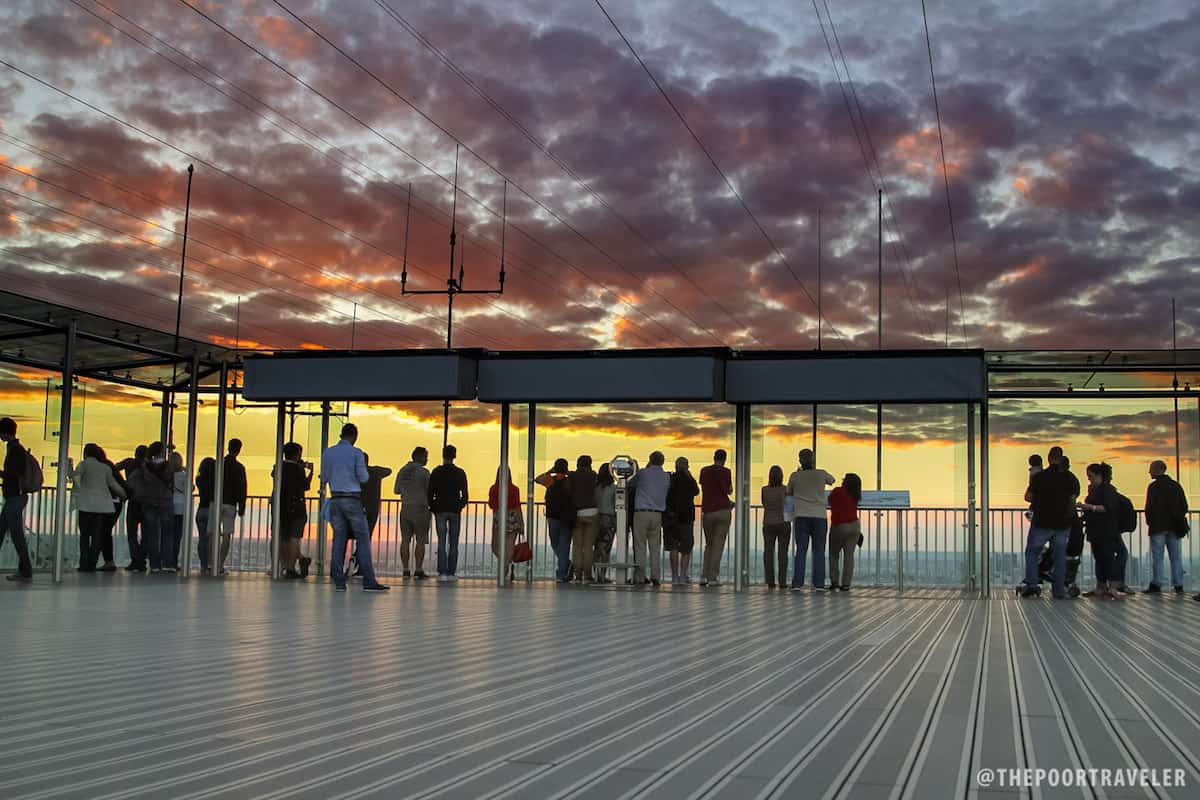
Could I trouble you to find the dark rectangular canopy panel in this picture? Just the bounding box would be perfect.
[477,350,726,403]
[725,351,986,404]
[241,351,478,401]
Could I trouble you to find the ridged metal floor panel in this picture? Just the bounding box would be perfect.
[2,576,1197,799]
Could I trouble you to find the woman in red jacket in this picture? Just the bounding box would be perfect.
[827,473,862,592]
[489,467,524,576]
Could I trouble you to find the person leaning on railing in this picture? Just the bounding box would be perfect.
[760,466,789,589]
[535,459,573,583]
[568,456,600,585]
[1144,459,1189,595]
[827,473,863,592]
[394,446,431,580]
[428,444,469,583]
[665,457,699,586]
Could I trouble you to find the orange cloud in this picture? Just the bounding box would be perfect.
[254,15,313,59]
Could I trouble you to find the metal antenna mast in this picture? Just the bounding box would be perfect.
[402,144,506,448]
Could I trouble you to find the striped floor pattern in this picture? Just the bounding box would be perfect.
[2,575,1198,799]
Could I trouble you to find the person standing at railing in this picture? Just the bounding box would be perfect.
[68,443,126,573]
[320,423,388,593]
[1143,459,1189,595]
[349,453,392,579]
[787,449,835,592]
[1020,448,1079,599]
[131,442,175,574]
[115,445,147,573]
[760,466,789,589]
[274,442,313,580]
[97,447,125,572]
[169,451,187,572]
[217,439,248,576]
[489,466,523,582]
[536,459,573,583]
[0,417,35,583]
[194,457,216,574]
[630,451,669,587]
[1079,462,1125,600]
[568,456,600,585]
[593,464,617,583]
[827,473,863,592]
[699,450,733,587]
[665,457,699,586]
[395,446,432,580]
[428,444,469,583]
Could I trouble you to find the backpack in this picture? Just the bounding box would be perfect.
[1116,492,1137,533]
[19,447,44,494]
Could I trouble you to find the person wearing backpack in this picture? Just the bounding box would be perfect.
[1078,462,1126,599]
[0,417,36,582]
[1144,459,1189,594]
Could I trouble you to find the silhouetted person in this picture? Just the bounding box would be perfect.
[593,463,617,583]
[699,449,733,587]
[216,439,248,575]
[0,417,34,582]
[69,443,125,572]
[827,473,863,591]
[428,444,468,582]
[349,453,392,578]
[1079,462,1123,599]
[275,442,312,579]
[395,446,431,579]
[568,455,599,584]
[1144,459,1189,594]
[96,447,125,571]
[760,465,788,588]
[1021,448,1080,598]
[787,448,835,591]
[536,458,573,582]
[194,457,216,574]
[629,451,669,587]
[320,423,388,592]
[116,444,148,572]
[665,456,699,585]
[169,451,187,571]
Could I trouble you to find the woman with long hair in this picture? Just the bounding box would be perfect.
[593,463,618,583]
[489,466,524,582]
[761,466,789,588]
[827,473,862,592]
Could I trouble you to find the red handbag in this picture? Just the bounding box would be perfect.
[512,534,533,563]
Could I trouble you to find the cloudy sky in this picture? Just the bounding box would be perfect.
[2,0,1198,353]
[2,1,1199,508]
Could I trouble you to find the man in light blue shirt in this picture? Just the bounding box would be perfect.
[627,451,670,586]
[320,424,388,593]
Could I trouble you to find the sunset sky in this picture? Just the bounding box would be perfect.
[2,1,1199,508]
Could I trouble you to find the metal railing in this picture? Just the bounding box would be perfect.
[4,489,1198,591]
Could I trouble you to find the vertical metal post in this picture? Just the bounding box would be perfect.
[316,401,330,575]
[51,320,76,583]
[208,361,229,575]
[966,403,977,593]
[180,352,200,578]
[159,390,171,446]
[875,403,883,586]
[497,402,510,587]
[270,402,285,580]
[897,510,904,593]
[817,208,822,351]
[525,403,536,584]
[877,188,883,349]
[980,399,991,598]
[811,405,817,456]
[734,404,752,591]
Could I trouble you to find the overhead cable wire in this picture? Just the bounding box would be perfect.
[0,58,532,348]
[0,157,460,348]
[819,0,936,344]
[920,0,968,345]
[369,0,765,346]
[811,0,936,344]
[0,182,429,349]
[593,0,851,349]
[167,0,686,348]
[0,129,501,344]
[263,0,740,346]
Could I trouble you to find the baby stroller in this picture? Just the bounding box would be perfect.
[1016,513,1084,596]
